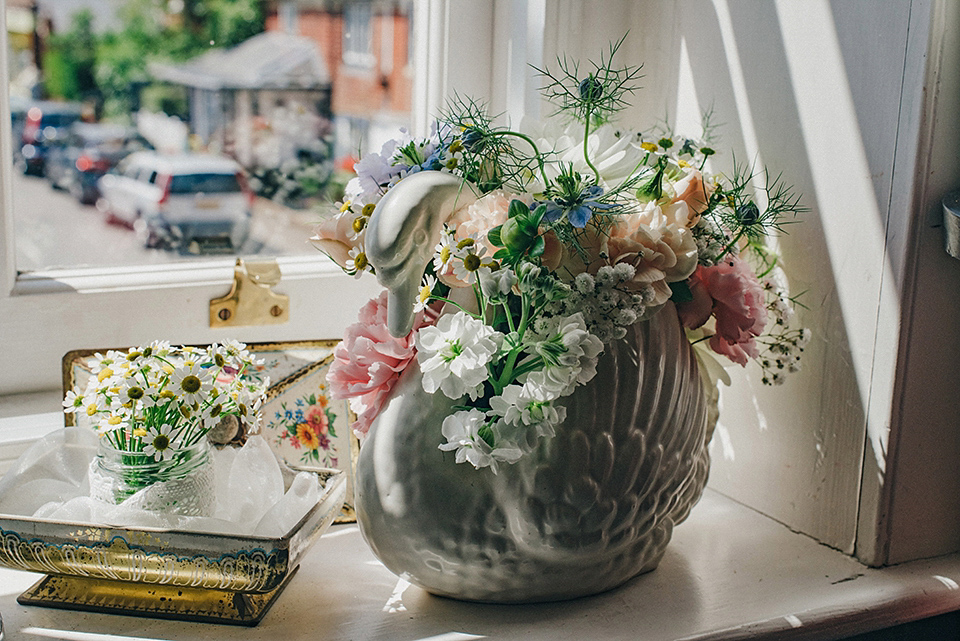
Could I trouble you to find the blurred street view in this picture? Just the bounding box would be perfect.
[6,0,413,270]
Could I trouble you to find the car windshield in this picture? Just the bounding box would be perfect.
[169,173,240,194]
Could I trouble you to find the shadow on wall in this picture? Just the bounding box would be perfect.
[627,0,933,556]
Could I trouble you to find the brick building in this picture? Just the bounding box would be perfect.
[266,0,414,168]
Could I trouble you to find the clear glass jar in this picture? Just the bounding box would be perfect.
[88,437,214,516]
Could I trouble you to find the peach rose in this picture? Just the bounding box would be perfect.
[672,167,713,219]
[446,190,521,253]
[310,210,361,269]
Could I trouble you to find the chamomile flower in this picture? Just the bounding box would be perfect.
[143,423,178,461]
[414,274,438,313]
[119,376,148,406]
[169,363,214,406]
[451,238,490,284]
[62,388,85,413]
[346,246,373,278]
[432,226,457,272]
[97,411,129,434]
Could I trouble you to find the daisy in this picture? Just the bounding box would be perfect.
[432,226,456,273]
[62,388,85,414]
[143,423,178,461]
[414,274,438,313]
[119,376,148,405]
[346,245,373,278]
[451,238,490,284]
[97,411,129,435]
[169,362,214,406]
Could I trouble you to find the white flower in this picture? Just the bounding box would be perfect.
[478,266,518,301]
[142,423,178,461]
[97,411,129,434]
[62,388,85,414]
[438,409,523,473]
[346,246,372,278]
[525,313,604,396]
[451,239,490,284]
[416,312,502,400]
[119,375,149,406]
[414,274,438,313]
[489,383,566,438]
[169,363,214,406]
[433,227,457,272]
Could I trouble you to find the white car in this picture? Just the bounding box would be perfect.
[98,152,253,251]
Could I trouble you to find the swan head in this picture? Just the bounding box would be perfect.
[365,171,477,337]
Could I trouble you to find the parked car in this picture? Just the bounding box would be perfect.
[46,123,153,205]
[97,152,254,251]
[14,101,85,176]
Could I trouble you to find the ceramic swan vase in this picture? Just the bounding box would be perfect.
[357,171,710,603]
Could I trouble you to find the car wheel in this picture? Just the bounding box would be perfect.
[68,179,83,201]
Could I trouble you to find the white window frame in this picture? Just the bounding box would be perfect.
[0,0,494,397]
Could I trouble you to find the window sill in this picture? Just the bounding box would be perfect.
[2,402,960,640]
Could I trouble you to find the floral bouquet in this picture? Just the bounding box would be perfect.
[63,340,268,462]
[313,40,808,472]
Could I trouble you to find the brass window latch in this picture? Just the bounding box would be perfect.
[210,258,290,328]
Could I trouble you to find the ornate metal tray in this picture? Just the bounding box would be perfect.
[0,468,345,626]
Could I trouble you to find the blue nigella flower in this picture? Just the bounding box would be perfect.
[537,184,615,228]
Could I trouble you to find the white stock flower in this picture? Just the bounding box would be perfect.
[416,312,502,400]
[524,313,604,396]
[478,266,518,301]
[489,383,566,439]
[438,409,522,473]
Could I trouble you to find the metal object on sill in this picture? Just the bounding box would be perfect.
[943,191,960,260]
[210,258,290,328]
[1,468,345,626]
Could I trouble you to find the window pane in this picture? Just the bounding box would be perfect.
[8,0,414,272]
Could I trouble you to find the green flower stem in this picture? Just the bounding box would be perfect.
[490,130,551,189]
[510,356,545,380]
[582,115,601,184]
[717,228,746,261]
[428,296,481,318]
[502,299,517,334]
[496,347,523,390]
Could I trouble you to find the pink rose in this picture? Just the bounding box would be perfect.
[677,257,768,366]
[327,291,435,436]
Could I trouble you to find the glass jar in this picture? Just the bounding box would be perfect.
[88,437,215,516]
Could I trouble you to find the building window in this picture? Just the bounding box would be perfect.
[343,1,375,68]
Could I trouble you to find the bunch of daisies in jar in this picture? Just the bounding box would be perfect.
[63,341,268,461]
[313,38,809,471]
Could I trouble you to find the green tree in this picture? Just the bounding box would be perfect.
[43,10,98,103]
[95,0,266,120]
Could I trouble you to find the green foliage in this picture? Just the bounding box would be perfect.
[43,10,98,102]
[91,0,265,119]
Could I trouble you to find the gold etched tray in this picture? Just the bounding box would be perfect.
[0,468,345,626]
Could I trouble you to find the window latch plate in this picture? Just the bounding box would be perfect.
[209,258,290,328]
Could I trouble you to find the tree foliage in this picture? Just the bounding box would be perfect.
[43,10,98,103]
[91,0,265,119]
